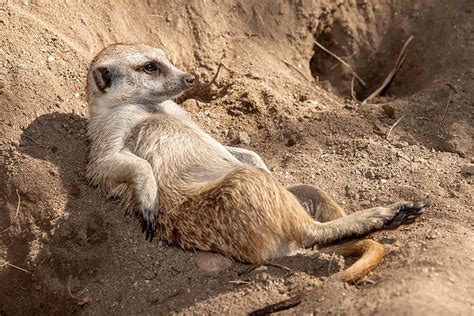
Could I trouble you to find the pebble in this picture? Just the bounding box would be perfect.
[460,164,474,176]
[238,132,250,145]
[365,170,375,179]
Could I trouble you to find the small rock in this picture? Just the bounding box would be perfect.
[238,132,250,145]
[426,231,437,239]
[227,129,237,140]
[381,104,395,118]
[395,141,409,148]
[245,72,261,80]
[286,136,297,147]
[47,55,55,62]
[399,134,417,145]
[306,99,324,110]
[365,170,375,179]
[460,164,474,176]
[254,266,268,272]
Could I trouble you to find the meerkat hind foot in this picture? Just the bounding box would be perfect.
[383,201,428,230]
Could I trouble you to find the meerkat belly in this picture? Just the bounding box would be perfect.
[157,165,313,262]
[128,114,240,207]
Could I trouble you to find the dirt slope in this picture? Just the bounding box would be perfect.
[1,1,473,315]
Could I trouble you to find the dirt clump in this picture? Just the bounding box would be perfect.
[1,1,473,315]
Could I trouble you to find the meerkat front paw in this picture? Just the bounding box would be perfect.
[140,207,157,241]
[382,201,428,230]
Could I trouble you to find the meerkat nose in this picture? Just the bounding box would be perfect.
[184,74,195,86]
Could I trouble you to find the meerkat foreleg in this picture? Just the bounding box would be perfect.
[89,150,158,240]
[225,146,270,173]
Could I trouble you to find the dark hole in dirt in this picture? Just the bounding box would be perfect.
[309,2,450,101]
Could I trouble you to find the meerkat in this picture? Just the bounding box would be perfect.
[85,43,427,282]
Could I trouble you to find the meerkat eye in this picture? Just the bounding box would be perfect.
[143,62,160,74]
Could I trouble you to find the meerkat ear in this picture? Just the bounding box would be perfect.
[92,65,122,92]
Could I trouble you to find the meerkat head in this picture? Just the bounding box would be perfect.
[86,43,195,107]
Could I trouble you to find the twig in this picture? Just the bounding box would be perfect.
[314,41,366,87]
[386,115,406,140]
[329,51,356,71]
[239,264,260,275]
[253,7,265,27]
[1,227,11,234]
[15,189,21,218]
[229,280,251,285]
[221,62,244,76]
[363,278,376,285]
[249,294,303,316]
[131,14,165,18]
[327,252,336,275]
[281,59,312,82]
[440,90,453,122]
[1,260,30,273]
[67,276,90,305]
[446,82,457,94]
[208,62,223,86]
[24,135,42,146]
[350,74,356,100]
[263,262,292,272]
[362,35,415,105]
[238,262,292,276]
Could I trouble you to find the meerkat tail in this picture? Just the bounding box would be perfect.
[320,239,385,283]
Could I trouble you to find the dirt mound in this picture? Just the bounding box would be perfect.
[1,1,472,315]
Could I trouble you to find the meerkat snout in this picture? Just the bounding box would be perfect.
[183,74,195,86]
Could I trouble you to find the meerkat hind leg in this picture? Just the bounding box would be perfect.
[194,184,349,273]
[288,184,427,282]
[286,184,346,222]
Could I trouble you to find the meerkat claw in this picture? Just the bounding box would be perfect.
[141,211,156,242]
[384,201,428,230]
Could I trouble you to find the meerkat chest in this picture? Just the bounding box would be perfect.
[127,113,239,186]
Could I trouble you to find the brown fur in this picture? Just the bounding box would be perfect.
[85,43,427,281]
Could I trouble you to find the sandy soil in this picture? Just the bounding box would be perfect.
[1,0,473,315]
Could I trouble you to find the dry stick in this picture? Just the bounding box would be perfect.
[263,262,292,272]
[386,115,406,140]
[362,35,415,105]
[329,51,356,71]
[229,280,251,285]
[249,294,303,316]
[441,90,453,122]
[221,62,244,76]
[67,277,79,300]
[239,262,292,276]
[1,260,30,274]
[24,135,42,146]
[327,252,336,275]
[314,41,366,87]
[350,74,356,100]
[1,227,11,234]
[253,7,265,27]
[15,189,21,218]
[282,59,312,82]
[67,276,90,305]
[208,62,223,87]
[364,278,376,285]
